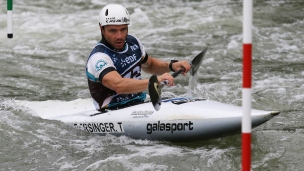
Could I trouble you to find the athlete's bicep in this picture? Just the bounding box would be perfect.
[141,55,153,73]
[102,71,124,92]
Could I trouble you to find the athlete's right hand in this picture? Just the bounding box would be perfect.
[157,73,175,86]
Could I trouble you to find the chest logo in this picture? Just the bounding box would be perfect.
[130,44,139,51]
[121,54,137,67]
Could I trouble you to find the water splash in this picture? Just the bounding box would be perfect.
[185,74,209,100]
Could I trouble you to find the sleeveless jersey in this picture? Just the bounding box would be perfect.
[86,35,146,110]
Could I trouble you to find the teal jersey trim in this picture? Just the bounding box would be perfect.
[108,92,146,108]
[86,70,99,82]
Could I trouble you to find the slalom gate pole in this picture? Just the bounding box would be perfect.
[242,0,253,170]
[7,0,13,38]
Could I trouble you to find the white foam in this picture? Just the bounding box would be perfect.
[15,98,95,119]
[204,57,215,64]
[227,39,239,49]
[294,94,304,101]
[131,8,152,27]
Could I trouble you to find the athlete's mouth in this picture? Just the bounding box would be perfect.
[115,41,123,45]
[114,40,124,49]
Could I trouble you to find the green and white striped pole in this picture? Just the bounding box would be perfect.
[7,0,13,38]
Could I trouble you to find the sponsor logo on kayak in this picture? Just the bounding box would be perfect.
[73,122,124,133]
[131,110,154,118]
[146,121,193,134]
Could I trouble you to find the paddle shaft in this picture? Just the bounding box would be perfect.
[168,47,208,81]
[161,69,184,86]
[171,68,184,78]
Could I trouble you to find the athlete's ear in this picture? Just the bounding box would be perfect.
[103,27,106,32]
[99,23,105,36]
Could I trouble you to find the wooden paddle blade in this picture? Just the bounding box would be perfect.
[190,47,208,76]
[148,75,161,111]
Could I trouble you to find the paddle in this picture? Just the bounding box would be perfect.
[148,47,208,111]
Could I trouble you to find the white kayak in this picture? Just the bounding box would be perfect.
[33,98,279,142]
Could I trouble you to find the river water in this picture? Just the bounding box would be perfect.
[0,0,303,170]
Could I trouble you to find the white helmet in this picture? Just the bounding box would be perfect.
[99,4,130,26]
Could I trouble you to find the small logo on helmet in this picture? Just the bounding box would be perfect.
[106,17,129,24]
[122,17,129,23]
[95,59,107,71]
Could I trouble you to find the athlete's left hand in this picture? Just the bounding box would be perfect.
[172,60,191,75]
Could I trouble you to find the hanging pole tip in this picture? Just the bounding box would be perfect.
[7,0,13,39]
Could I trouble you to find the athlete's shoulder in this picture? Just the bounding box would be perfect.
[127,35,142,44]
[127,34,136,40]
[89,42,113,57]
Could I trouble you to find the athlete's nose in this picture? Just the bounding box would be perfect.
[116,31,123,39]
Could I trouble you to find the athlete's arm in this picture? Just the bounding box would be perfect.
[142,55,191,76]
[102,71,148,94]
[141,55,170,75]
[102,71,175,94]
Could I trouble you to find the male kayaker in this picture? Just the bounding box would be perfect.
[86,4,191,111]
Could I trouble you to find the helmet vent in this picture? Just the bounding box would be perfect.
[105,9,108,16]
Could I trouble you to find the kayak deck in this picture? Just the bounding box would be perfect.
[45,98,279,142]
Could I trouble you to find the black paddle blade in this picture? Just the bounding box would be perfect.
[148,75,161,111]
[190,47,208,76]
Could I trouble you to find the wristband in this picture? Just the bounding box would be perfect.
[169,60,178,72]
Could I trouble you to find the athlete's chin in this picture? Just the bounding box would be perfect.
[114,43,124,50]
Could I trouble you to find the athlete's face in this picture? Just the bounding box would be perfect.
[101,25,128,50]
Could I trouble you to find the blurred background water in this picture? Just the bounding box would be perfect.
[0,0,303,170]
